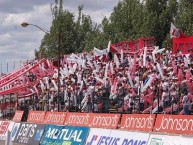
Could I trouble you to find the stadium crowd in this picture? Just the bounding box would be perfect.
[17,46,193,116]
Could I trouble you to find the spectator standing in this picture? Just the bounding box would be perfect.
[182,91,191,115]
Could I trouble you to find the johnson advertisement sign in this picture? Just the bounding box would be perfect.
[154,114,193,135]
[27,111,46,123]
[64,113,121,129]
[44,112,67,125]
[120,114,156,132]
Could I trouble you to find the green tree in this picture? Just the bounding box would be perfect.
[74,5,94,52]
[175,0,193,36]
[38,0,98,58]
[142,0,178,47]
[101,0,144,43]
[162,0,178,48]
[36,0,188,59]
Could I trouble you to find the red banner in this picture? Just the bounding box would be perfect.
[27,111,46,123]
[154,114,193,135]
[64,113,121,129]
[44,112,67,125]
[110,36,154,54]
[172,36,193,54]
[120,114,156,132]
[12,110,24,122]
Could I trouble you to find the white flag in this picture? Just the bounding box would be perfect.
[94,47,107,56]
[107,41,111,53]
[143,47,147,66]
[114,54,120,68]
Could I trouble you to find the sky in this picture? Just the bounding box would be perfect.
[0,0,120,73]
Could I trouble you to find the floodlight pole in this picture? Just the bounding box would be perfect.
[21,22,61,112]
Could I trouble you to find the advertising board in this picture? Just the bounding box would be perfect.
[64,113,120,129]
[86,128,149,145]
[44,112,67,125]
[11,123,21,141]
[64,112,91,127]
[27,110,46,123]
[0,121,15,140]
[120,114,156,132]
[147,134,193,145]
[154,114,193,135]
[12,110,24,122]
[13,122,46,145]
[90,113,121,129]
[40,124,89,145]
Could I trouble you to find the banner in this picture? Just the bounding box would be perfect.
[120,114,156,132]
[86,128,149,145]
[0,121,15,140]
[172,36,193,54]
[154,114,193,135]
[27,110,46,123]
[12,110,24,122]
[44,112,67,125]
[64,113,120,129]
[110,37,154,54]
[13,122,46,145]
[147,134,193,145]
[40,124,89,145]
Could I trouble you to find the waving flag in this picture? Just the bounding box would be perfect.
[170,22,186,38]
[94,47,107,56]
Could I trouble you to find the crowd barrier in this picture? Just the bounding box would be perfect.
[0,110,193,145]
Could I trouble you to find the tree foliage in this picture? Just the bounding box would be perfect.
[36,0,193,59]
[38,0,98,58]
[101,0,144,43]
[175,0,193,35]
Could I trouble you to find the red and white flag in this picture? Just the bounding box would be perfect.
[170,22,186,38]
